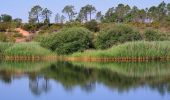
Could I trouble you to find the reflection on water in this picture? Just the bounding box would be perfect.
[0,61,170,100]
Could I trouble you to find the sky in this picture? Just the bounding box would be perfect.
[0,0,170,22]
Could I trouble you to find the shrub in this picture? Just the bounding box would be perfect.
[0,33,7,42]
[84,20,100,32]
[64,21,82,28]
[144,30,161,41]
[40,27,93,55]
[38,24,62,34]
[12,32,23,38]
[95,24,142,49]
[22,23,45,32]
[0,22,11,32]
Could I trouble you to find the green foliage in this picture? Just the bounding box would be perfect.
[0,33,8,42]
[95,24,142,49]
[38,24,62,34]
[5,42,52,56]
[22,23,45,32]
[72,41,170,58]
[64,21,82,28]
[84,20,99,32]
[144,30,161,41]
[0,14,12,22]
[40,27,93,55]
[0,42,13,54]
[0,22,11,32]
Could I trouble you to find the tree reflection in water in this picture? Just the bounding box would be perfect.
[29,76,51,96]
[0,61,170,96]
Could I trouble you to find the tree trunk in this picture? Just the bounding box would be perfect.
[90,12,92,21]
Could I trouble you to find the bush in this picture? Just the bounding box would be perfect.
[0,33,7,42]
[38,24,62,34]
[64,21,82,28]
[95,24,142,49]
[22,23,45,32]
[0,22,11,32]
[12,32,23,38]
[144,30,161,41]
[40,27,93,55]
[84,20,100,32]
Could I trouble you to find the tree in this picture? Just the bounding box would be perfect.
[13,18,22,27]
[157,1,166,21]
[148,6,158,21]
[103,7,117,22]
[29,5,43,23]
[96,11,103,22]
[168,3,170,16]
[42,8,52,24]
[60,15,65,24]
[77,7,88,22]
[129,6,139,22]
[77,5,96,22]
[115,4,131,22]
[137,9,146,23]
[62,5,76,21]
[0,14,12,22]
[84,5,96,21]
[55,13,61,23]
[13,18,22,23]
[55,13,65,24]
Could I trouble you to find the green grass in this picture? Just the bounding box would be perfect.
[0,42,13,53]
[4,42,54,56]
[71,41,170,58]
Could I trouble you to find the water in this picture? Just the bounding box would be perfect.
[0,61,170,100]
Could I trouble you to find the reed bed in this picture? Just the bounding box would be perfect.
[4,42,54,57]
[0,42,13,53]
[71,41,170,59]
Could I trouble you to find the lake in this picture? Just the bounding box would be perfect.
[0,61,170,100]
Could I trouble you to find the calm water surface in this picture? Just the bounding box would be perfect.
[0,61,170,100]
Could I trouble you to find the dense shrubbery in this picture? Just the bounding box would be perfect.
[0,33,8,42]
[22,23,45,32]
[95,24,142,49]
[84,20,100,32]
[38,24,62,34]
[0,22,11,32]
[144,30,162,41]
[40,27,93,55]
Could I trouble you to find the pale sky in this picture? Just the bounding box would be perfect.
[0,0,170,22]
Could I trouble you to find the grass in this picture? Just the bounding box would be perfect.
[4,42,54,56]
[71,41,170,58]
[0,42,13,53]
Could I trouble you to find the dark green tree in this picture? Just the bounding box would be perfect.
[0,14,12,22]
[62,5,76,21]
[29,5,43,23]
[42,8,52,24]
